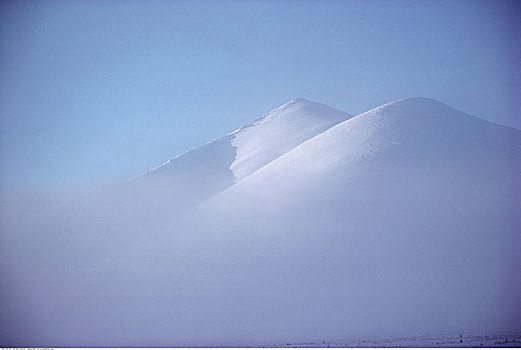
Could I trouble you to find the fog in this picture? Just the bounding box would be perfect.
[1,98,520,346]
[1,161,519,346]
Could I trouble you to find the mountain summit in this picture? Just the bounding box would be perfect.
[179,97,520,343]
[146,98,350,182]
[229,98,350,181]
[122,98,350,216]
[2,97,520,346]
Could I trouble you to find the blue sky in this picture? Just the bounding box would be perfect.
[1,0,520,200]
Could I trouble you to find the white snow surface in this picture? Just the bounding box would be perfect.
[142,97,349,185]
[186,97,521,342]
[205,97,520,196]
[229,98,350,181]
[41,98,349,234]
[1,97,520,347]
[108,98,350,220]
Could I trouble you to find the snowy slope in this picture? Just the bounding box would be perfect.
[1,97,519,346]
[229,98,350,181]
[203,97,520,198]
[121,98,350,216]
[180,97,521,342]
[141,98,349,183]
[42,98,350,233]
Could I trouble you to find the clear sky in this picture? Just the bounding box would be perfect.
[1,0,520,201]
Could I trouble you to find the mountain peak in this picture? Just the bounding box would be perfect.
[358,96,480,128]
[15,96,520,346]
[375,97,457,115]
[140,96,351,189]
[229,98,351,181]
[290,97,309,103]
[270,98,316,113]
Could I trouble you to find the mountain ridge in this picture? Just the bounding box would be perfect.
[137,98,350,182]
[194,96,521,209]
[2,96,519,346]
[177,96,520,342]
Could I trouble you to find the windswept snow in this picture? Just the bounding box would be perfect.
[120,98,350,216]
[45,98,350,232]
[1,97,519,347]
[185,97,521,341]
[141,98,350,186]
[206,97,520,196]
[229,98,350,181]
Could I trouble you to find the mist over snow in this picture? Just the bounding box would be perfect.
[1,98,520,346]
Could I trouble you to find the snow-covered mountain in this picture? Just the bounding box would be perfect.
[180,97,520,342]
[143,98,350,183]
[1,97,519,346]
[84,99,351,222]
[199,97,520,206]
[42,98,350,235]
